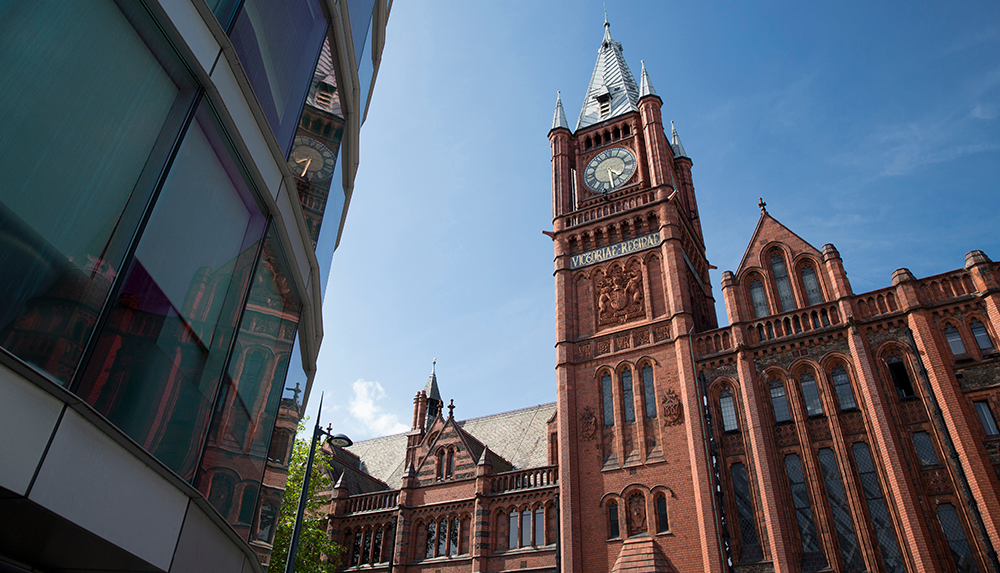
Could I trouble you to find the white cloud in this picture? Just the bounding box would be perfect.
[348,379,408,437]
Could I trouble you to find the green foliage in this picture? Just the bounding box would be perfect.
[269,420,346,573]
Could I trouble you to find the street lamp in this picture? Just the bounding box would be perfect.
[284,393,352,573]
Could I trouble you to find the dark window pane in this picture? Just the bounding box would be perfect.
[0,2,196,386]
[831,367,857,410]
[770,380,791,423]
[206,0,242,30]
[256,502,276,542]
[851,443,904,573]
[817,448,864,572]
[438,519,447,557]
[975,401,999,436]
[230,0,328,154]
[602,373,614,427]
[521,509,531,548]
[799,372,823,416]
[622,369,635,423]
[348,0,377,67]
[535,508,545,545]
[750,280,768,318]
[427,521,437,558]
[656,495,668,533]
[352,529,363,565]
[886,355,915,399]
[730,463,759,548]
[642,365,656,418]
[945,325,967,355]
[771,254,795,312]
[608,502,620,539]
[784,454,822,555]
[373,527,383,562]
[720,388,738,431]
[363,529,373,565]
[912,432,940,466]
[801,266,823,306]
[238,485,257,524]
[509,511,518,549]
[450,517,459,555]
[937,504,980,573]
[971,320,995,351]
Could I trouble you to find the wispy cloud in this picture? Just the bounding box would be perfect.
[347,379,408,437]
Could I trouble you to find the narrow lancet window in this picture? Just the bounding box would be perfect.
[771,254,796,312]
[801,265,824,306]
[750,279,769,318]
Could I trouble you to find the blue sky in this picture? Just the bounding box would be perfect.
[308,0,1000,442]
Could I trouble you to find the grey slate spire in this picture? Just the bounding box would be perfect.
[424,359,441,426]
[639,60,656,97]
[551,91,568,130]
[576,20,640,130]
[670,120,688,158]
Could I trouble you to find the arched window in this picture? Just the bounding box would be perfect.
[445,448,454,479]
[800,265,823,306]
[655,494,669,533]
[622,368,635,423]
[830,366,857,410]
[944,324,966,355]
[237,485,257,524]
[508,510,518,549]
[771,254,796,312]
[799,372,823,416]
[602,372,614,427]
[817,448,864,570]
[437,519,447,556]
[373,526,384,563]
[719,387,738,431]
[749,279,769,318]
[208,473,234,517]
[363,529,374,565]
[970,319,995,351]
[937,503,978,573]
[353,528,365,565]
[449,517,459,556]
[425,521,436,558]
[730,463,759,548]
[851,443,904,572]
[607,501,620,539]
[783,454,820,554]
[436,449,445,480]
[534,506,545,545]
[886,354,915,399]
[521,508,531,548]
[769,379,791,423]
[641,364,656,419]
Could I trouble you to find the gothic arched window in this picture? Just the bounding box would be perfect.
[607,501,620,539]
[641,364,656,419]
[800,265,824,306]
[830,366,857,410]
[799,371,823,416]
[937,503,978,573]
[970,319,995,351]
[622,368,635,423]
[770,253,796,312]
[749,279,769,318]
[769,379,791,423]
[783,454,820,554]
[719,387,738,431]
[602,372,614,427]
[886,354,915,400]
[655,494,669,533]
[534,506,545,545]
[851,443,904,572]
[944,324,967,355]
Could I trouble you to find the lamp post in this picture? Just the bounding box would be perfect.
[284,393,352,573]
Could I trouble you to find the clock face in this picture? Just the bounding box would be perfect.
[288,136,335,181]
[583,147,636,193]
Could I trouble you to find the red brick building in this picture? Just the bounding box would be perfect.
[324,22,1000,573]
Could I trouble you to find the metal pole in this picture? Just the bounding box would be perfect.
[285,393,325,573]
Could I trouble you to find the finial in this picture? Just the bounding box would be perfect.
[604,2,608,27]
[432,358,436,375]
[758,197,767,213]
[448,399,455,419]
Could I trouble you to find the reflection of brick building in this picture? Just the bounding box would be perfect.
[328,21,1000,573]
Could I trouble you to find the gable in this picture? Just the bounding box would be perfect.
[414,417,490,486]
[736,212,822,277]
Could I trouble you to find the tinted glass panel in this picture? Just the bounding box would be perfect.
[0,2,196,386]
[945,325,966,355]
[770,382,791,423]
[801,266,823,306]
[602,373,614,427]
[622,369,635,423]
[76,103,268,481]
[608,502,620,539]
[771,255,795,312]
[642,365,656,418]
[750,280,768,318]
[347,0,377,64]
[831,366,857,410]
[784,454,822,554]
[230,0,328,154]
[852,443,904,573]
[975,401,999,436]
[358,21,375,122]
[817,448,864,572]
[206,0,243,30]
[720,389,738,431]
[656,495,668,532]
[937,503,980,573]
[912,432,940,466]
[971,320,994,351]
[535,508,545,545]
[730,463,759,547]
[799,372,823,416]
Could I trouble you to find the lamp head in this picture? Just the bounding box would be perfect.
[328,433,353,448]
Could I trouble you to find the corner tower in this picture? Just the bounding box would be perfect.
[549,21,723,573]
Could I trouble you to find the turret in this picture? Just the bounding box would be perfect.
[549,92,573,220]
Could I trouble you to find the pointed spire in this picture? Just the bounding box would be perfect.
[478,446,492,467]
[551,91,568,130]
[639,60,656,97]
[577,19,640,130]
[334,472,346,489]
[670,120,688,158]
[424,358,441,402]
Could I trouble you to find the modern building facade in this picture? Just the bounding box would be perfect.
[0,0,391,571]
[322,21,1000,573]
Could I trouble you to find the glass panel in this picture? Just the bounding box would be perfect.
[851,443,904,573]
[730,463,759,547]
[373,527,383,562]
[937,503,980,573]
[238,486,257,524]
[642,365,656,418]
[971,320,995,351]
[0,1,196,386]
[887,355,915,399]
[352,530,363,565]
[521,509,531,548]
[656,495,668,532]
[770,381,791,423]
[535,508,545,545]
[230,0,328,154]
[975,401,999,436]
[622,369,635,423]
[750,280,769,318]
[771,255,796,312]
[509,511,518,549]
[831,367,857,410]
[602,373,614,427]
[817,448,864,572]
[347,0,377,65]
[608,502,620,539]
[784,454,822,555]
[75,103,268,481]
[450,518,459,555]
[945,325,967,355]
[206,0,243,31]
[801,266,823,306]
[257,502,276,542]
[363,529,373,565]
[426,521,436,558]
[358,21,375,123]
[912,432,940,466]
[720,389,738,431]
[799,372,823,416]
[437,519,447,556]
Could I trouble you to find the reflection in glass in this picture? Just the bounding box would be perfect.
[799,372,823,416]
[642,365,656,418]
[851,443,904,572]
[602,373,615,427]
[0,1,196,386]
[817,448,864,572]
[622,369,635,423]
[76,103,267,481]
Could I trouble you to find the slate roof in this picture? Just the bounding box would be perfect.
[577,22,641,130]
[304,39,343,117]
[345,402,556,490]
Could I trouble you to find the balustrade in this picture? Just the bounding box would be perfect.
[490,466,558,495]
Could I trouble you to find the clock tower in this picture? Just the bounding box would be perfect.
[549,20,723,572]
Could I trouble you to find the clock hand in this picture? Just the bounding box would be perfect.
[300,157,312,177]
[607,166,615,190]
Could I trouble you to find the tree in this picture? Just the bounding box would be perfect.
[269,420,346,573]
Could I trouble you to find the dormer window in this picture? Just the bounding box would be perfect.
[596,91,612,118]
[316,83,334,107]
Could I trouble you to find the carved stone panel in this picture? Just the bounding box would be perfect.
[627,493,647,536]
[596,264,646,327]
[898,400,929,425]
[662,389,683,426]
[921,468,953,495]
[840,411,866,436]
[775,423,798,447]
[807,418,832,442]
[580,406,597,441]
[721,432,745,455]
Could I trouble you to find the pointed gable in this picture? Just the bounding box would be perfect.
[577,22,640,130]
[736,209,823,277]
[413,414,512,486]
